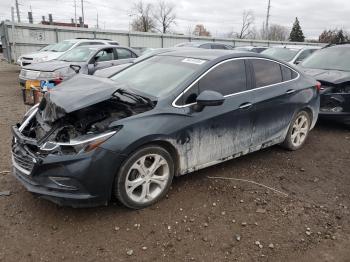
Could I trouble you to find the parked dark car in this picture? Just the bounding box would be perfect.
[234,46,268,53]
[19,45,138,88]
[175,42,233,50]
[12,50,320,208]
[299,44,350,125]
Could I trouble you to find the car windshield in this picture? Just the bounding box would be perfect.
[38,44,55,51]
[49,40,76,52]
[175,42,201,47]
[262,48,299,62]
[110,55,206,97]
[57,46,96,62]
[300,47,350,71]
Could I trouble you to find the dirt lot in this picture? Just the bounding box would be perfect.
[0,60,349,262]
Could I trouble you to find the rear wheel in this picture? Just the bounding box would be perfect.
[282,111,311,150]
[114,145,174,209]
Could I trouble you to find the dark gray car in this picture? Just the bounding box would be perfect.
[12,49,320,208]
[19,45,138,88]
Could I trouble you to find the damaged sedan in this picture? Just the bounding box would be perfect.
[299,44,350,125]
[12,50,320,209]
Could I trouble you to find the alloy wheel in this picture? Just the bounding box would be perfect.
[125,154,170,204]
[291,114,309,147]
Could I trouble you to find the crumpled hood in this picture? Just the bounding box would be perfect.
[23,60,83,72]
[300,67,350,85]
[41,74,120,122]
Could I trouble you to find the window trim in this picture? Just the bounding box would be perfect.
[172,57,300,108]
[116,47,134,59]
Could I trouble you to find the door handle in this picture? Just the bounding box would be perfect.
[286,89,296,94]
[239,102,252,109]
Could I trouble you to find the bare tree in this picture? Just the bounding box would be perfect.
[268,24,289,41]
[131,1,155,32]
[153,1,176,33]
[234,10,255,39]
[193,24,211,37]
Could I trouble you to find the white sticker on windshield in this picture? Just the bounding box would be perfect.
[182,58,206,65]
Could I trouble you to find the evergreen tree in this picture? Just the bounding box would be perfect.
[289,17,305,42]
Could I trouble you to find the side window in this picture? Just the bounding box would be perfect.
[181,60,247,105]
[199,43,212,49]
[211,44,226,50]
[280,64,298,81]
[78,41,103,46]
[95,48,114,62]
[251,59,282,88]
[117,48,132,59]
[295,49,315,62]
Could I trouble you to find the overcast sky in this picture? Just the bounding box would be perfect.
[0,0,349,39]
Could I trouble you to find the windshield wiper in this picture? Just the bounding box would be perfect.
[113,89,154,107]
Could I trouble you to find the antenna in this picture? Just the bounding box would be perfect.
[265,0,271,40]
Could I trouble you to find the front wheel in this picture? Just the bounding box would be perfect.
[114,145,174,209]
[282,111,311,150]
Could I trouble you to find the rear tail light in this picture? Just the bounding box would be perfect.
[315,81,322,91]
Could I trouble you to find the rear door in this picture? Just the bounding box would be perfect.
[248,58,300,148]
[176,59,254,168]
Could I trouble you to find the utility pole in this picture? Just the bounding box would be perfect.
[74,0,77,27]
[15,0,21,23]
[265,0,271,40]
[81,0,85,26]
[96,12,99,29]
[11,6,16,62]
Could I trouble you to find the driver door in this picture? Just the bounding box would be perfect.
[176,59,254,169]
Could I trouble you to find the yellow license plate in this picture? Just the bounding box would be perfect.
[25,80,41,90]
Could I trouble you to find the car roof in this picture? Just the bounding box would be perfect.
[325,43,350,48]
[157,49,262,61]
[271,45,321,50]
[75,44,130,49]
[64,39,111,43]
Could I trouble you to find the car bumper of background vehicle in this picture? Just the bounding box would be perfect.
[319,111,350,125]
[12,147,126,207]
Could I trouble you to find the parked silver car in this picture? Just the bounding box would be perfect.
[261,45,322,65]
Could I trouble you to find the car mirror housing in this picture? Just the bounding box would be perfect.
[195,90,225,109]
[87,63,95,75]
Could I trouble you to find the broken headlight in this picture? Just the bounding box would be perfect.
[40,130,118,154]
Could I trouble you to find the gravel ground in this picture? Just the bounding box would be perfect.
[0,60,350,262]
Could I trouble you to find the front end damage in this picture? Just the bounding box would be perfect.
[11,83,153,207]
[319,82,350,124]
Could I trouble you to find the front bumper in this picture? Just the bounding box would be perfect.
[12,138,125,207]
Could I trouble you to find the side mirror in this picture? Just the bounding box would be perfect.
[295,60,302,65]
[87,63,95,75]
[193,90,225,111]
[69,64,81,74]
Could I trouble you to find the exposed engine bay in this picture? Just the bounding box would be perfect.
[19,93,153,153]
[320,82,350,113]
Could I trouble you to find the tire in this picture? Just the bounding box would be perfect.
[114,145,174,209]
[282,110,311,151]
